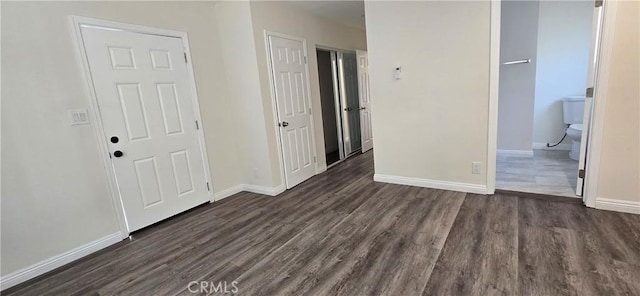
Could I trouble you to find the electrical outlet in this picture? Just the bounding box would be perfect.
[472,162,481,174]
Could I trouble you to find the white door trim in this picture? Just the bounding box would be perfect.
[264,30,319,189]
[69,16,214,237]
[486,0,615,208]
[486,0,501,194]
[582,0,617,208]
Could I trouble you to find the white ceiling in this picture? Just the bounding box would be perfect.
[288,1,366,30]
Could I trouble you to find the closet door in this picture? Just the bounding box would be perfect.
[337,52,362,155]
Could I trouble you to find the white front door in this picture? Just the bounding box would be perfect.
[577,3,604,197]
[81,26,210,232]
[357,50,373,153]
[268,35,316,189]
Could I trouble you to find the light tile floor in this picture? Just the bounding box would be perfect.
[496,150,580,198]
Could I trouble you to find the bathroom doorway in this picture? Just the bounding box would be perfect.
[494,0,603,199]
[317,47,363,168]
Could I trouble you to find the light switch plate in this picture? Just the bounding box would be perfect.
[69,109,90,125]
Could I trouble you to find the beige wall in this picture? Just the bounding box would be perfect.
[1,1,242,276]
[215,2,274,187]
[596,0,640,203]
[365,1,490,186]
[249,1,367,185]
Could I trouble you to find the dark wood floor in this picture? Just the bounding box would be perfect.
[5,152,640,295]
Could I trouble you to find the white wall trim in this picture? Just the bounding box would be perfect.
[374,174,488,195]
[212,185,245,201]
[594,198,640,215]
[486,0,501,195]
[497,149,534,157]
[0,232,123,291]
[213,183,287,201]
[532,142,572,151]
[243,183,286,196]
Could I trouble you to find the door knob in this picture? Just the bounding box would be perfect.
[359,107,366,110]
[344,107,353,111]
[113,150,124,158]
[110,136,119,144]
[280,122,289,127]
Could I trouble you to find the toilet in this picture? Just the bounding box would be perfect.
[562,96,585,161]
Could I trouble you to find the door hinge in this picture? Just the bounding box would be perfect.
[184,52,188,63]
[578,169,585,179]
[586,87,594,98]
[206,182,210,191]
[304,56,307,64]
[195,120,200,130]
[313,156,317,163]
[309,108,312,114]
[595,0,603,8]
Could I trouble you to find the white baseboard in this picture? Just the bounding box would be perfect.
[243,183,286,196]
[213,183,286,201]
[532,142,572,151]
[212,185,244,201]
[594,198,640,214]
[497,149,534,157]
[0,232,123,291]
[374,174,488,194]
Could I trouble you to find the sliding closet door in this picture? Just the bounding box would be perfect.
[338,52,362,155]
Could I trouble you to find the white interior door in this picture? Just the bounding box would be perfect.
[577,2,604,197]
[357,50,373,153]
[81,26,210,232]
[268,35,316,189]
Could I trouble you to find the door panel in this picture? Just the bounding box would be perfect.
[357,50,373,152]
[577,4,604,197]
[269,36,316,189]
[338,53,362,155]
[81,26,209,232]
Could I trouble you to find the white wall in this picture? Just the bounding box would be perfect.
[215,2,274,187]
[1,1,243,277]
[595,0,640,204]
[249,1,367,184]
[533,0,593,146]
[365,1,491,188]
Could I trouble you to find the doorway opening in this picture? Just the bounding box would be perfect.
[317,47,368,168]
[495,0,603,199]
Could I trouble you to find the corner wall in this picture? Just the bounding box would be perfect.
[215,2,274,188]
[365,1,491,190]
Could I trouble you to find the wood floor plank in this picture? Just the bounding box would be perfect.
[5,151,640,296]
[422,194,519,296]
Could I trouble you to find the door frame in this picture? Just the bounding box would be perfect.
[316,46,361,167]
[486,0,616,208]
[69,16,214,236]
[264,31,319,189]
[315,47,346,167]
